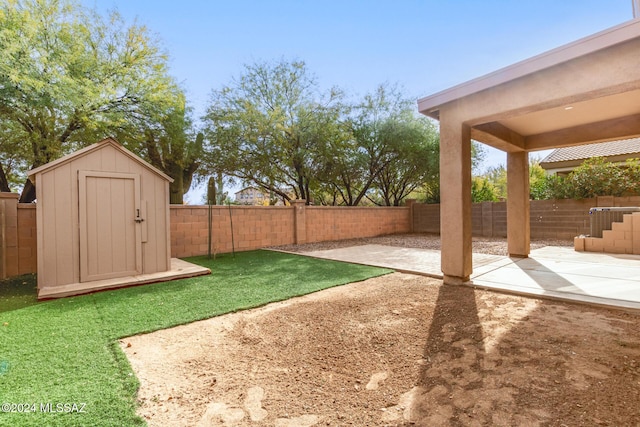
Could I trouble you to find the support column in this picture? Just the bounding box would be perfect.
[507,151,530,257]
[292,199,307,245]
[439,115,473,284]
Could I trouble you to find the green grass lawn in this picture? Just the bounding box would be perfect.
[0,273,37,313]
[0,250,391,427]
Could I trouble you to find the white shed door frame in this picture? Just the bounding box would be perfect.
[78,171,142,282]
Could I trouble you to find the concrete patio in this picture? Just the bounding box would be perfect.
[298,245,640,312]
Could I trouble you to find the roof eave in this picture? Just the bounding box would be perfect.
[418,18,640,116]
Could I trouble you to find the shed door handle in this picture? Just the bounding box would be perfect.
[135,209,144,223]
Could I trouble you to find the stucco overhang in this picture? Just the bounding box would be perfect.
[418,18,640,153]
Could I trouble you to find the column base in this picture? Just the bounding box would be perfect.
[443,274,470,285]
[508,253,529,258]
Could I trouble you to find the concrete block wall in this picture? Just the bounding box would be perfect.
[412,203,440,233]
[530,199,591,240]
[578,212,640,255]
[170,205,295,258]
[305,206,411,243]
[414,197,614,240]
[170,204,410,258]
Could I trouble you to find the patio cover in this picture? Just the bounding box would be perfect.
[418,18,640,285]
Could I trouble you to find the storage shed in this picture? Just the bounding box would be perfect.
[28,138,208,298]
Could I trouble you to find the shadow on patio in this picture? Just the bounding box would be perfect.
[295,244,640,312]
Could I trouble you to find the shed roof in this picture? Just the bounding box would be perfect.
[540,138,640,165]
[28,138,174,182]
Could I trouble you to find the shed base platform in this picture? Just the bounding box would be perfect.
[38,258,211,299]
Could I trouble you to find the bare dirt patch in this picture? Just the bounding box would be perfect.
[122,273,640,426]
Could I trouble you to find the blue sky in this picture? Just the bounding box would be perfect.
[84,0,636,202]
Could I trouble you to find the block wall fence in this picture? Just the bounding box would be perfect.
[0,194,636,279]
[412,195,637,239]
[170,200,411,258]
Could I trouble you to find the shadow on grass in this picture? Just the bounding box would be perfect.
[0,273,37,312]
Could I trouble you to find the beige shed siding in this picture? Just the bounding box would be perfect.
[140,172,171,273]
[37,165,78,288]
[30,139,172,293]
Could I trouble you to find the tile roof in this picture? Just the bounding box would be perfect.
[540,138,640,164]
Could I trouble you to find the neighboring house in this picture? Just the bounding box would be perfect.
[540,138,640,175]
[234,186,269,205]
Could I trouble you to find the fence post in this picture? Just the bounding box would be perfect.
[405,199,416,233]
[0,193,19,280]
[292,199,307,245]
[481,201,493,237]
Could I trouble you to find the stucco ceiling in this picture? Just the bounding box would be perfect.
[499,89,640,137]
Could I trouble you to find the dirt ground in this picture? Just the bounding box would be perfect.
[122,272,640,426]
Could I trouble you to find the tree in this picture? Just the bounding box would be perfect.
[203,59,346,204]
[319,84,432,206]
[373,112,439,206]
[124,89,203,204]
[528,157,548,200]
[0,119,29,192]
[471,141,486,173]
[326,85,395,205]
[0,0,174,201]
[471,176,499,202]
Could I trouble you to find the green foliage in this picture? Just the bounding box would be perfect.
[0,120,30,192]
[544,157,640,199]
[477,156,566,201]
[315,84,439,206]
[471,176,499,202]
[373,110,440,206]
[477,156,640,201]
[542,174,569,199]
[471,141,486,173]
[203,59,346,204]
[0,251,390,426]
[565,157,626,198]
[483,164,507,200]
[0,0,175,201]
[316,84,403,206]
[123,88,203,203]
[204,76,443,206]
[528,158,548,200]
[421,180,441,204]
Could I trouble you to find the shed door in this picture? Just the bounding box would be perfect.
[79,171,142,282]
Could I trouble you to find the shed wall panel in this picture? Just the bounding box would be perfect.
[33,139,172,294]
[40,170,58,287]
[53,165,75,286]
